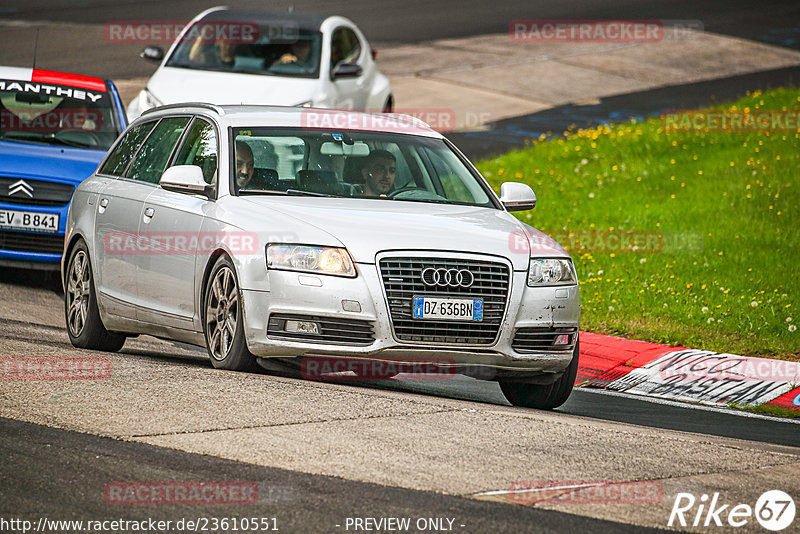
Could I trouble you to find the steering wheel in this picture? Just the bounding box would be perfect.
[53,129,102,147]
[387,187,429,198]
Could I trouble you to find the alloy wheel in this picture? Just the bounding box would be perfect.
[205,266,239,361]
[66,250,90,337]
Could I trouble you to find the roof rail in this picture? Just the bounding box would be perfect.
[141,102,225,116]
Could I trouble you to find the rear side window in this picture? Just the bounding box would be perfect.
[173,118,218,184]
[99,120,157,176]
[124,117,190,184]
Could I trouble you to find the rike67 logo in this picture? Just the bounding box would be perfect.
[669,490,795,531]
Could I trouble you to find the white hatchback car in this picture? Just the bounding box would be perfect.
[127,7,393,120]
[63,104,580,409]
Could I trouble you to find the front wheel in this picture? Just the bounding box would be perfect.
[64,240,126,352]
[203,256,258,371]
[499,340,579,410]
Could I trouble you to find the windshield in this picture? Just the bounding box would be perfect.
[0,78,120,150]
[231,128,497,208]
[166,20,322,78]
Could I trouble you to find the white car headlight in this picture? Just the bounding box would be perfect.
[267,244,356,277]
[527,258,576,286]
[138,88,162,111]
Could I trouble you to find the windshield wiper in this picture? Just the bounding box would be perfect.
[238,189,288,196]
[286,189,337,198]
[0,132,97,149]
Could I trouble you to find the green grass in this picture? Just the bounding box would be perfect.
[476,88,800,360]
[726,402,800,419]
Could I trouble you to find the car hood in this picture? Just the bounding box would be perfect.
[239,196,568,269]
[148,66,318,106]
[0,140,104,185]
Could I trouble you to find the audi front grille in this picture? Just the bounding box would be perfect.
[379,256,510,345]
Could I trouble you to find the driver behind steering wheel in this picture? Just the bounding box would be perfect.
[360,149,396,197]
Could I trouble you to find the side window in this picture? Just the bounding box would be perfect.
[99,120,157,177]
[330,27,361,71]
[173,118,217,184]
[124,116,190,184]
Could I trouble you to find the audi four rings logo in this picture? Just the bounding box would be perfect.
[421,268,474,287]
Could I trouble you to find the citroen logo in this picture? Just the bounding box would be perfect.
[421,268,474,288]
[9,180,33,198]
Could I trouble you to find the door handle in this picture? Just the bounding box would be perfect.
[99,198,109,208]
[144,207,155,218]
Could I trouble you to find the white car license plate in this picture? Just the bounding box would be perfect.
[412,296,483,321]
[0,209,59,233]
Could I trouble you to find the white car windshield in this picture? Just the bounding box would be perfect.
[166,22,322,78]
[232,128,497,208]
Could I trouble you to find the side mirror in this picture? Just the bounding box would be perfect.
[500,182,536,211]
[160,165,212,197]
[332,63,363,79]
[140,46,165,62]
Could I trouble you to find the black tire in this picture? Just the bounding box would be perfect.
[382,96,393,113]
[64,240,126,352]
[203,255,258,372]
[499,339,579,410]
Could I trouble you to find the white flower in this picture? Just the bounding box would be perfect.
[598,270,604,275]
[787,317,793,323]
[750,301,758,307]
[581,158,589,165]
[639,258,647,264]
[707,317,715,323]
[790,325,797,332]
[701,307,709,313]
[608,306,615,311]
[588,193,595,198]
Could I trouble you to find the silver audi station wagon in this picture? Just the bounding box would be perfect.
[63,104,580,409]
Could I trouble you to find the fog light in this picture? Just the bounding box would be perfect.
[285,320,320,334]
[554,334,571,345]
[341,299,362,312]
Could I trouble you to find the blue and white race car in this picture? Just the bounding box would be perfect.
[0,66,127,270]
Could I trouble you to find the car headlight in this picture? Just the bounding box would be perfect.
[266,244,356,277]
[138,88,162,111]
[527,258,576,286]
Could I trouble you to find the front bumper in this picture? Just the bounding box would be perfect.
[242,256,580,379]
[0,201,68,270]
